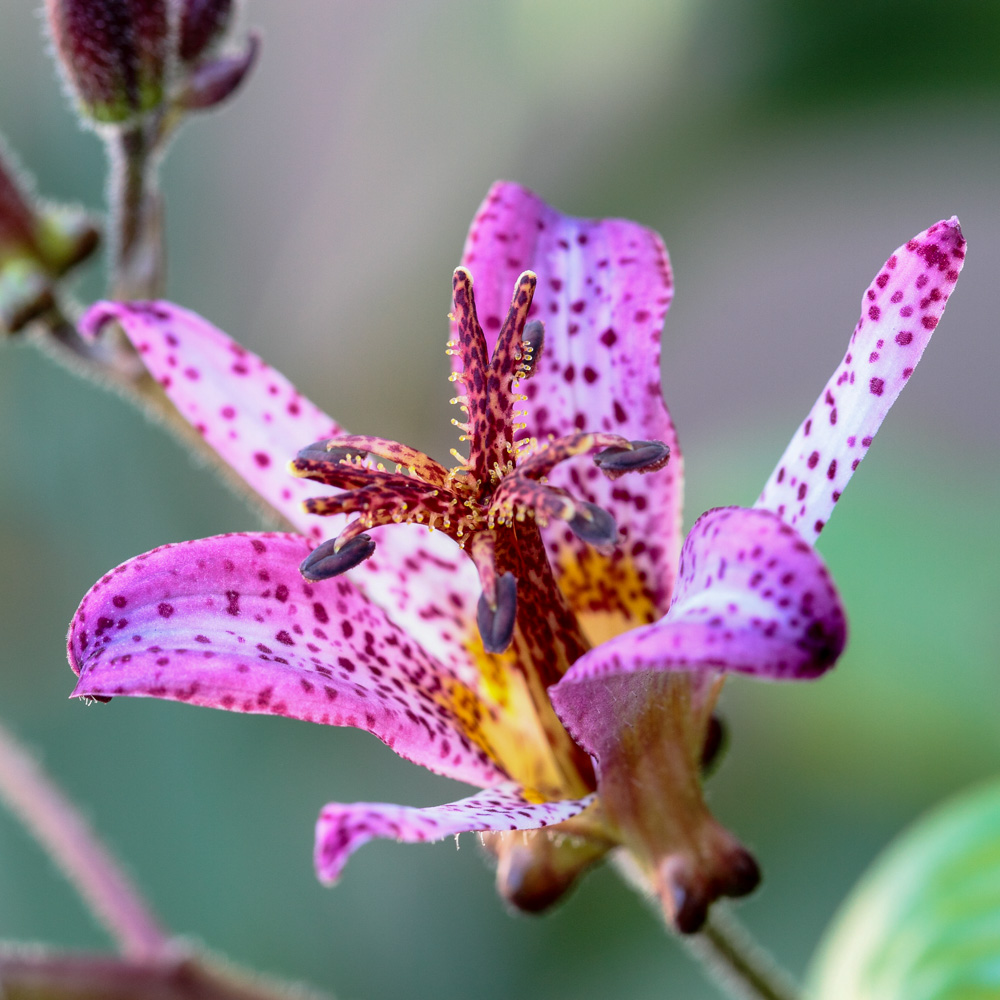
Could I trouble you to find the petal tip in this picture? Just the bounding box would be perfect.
[78,300,121,340]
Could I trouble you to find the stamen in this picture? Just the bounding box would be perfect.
[566,502,618,547]
[594,439,670,479]
[299,534,376,581]
[476,572,518,654]
[296,441,360,464]
[518,320,545,377]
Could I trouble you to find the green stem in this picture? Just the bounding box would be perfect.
[0,947,333,1000]
[107,124,165,301]
[0,721,169,958]
[686,907,800,1000]
[29,306,297,532]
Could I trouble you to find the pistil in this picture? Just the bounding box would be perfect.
[288,267,669,797]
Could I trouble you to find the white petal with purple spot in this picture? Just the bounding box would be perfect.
[757,218,966,540]
[458,181,683,618]
[315,782,595,884]
[68,532,505,788]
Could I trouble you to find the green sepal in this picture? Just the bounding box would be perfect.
[0,256,55,332]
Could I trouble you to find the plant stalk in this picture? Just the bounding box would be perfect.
[686,906,800,1000]
[0,721,169,959]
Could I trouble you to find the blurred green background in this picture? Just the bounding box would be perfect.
[1,2,998,997]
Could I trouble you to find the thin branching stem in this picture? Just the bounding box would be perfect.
[685,907,800,1000]
[107,122,166,301]
[0,721,169,958]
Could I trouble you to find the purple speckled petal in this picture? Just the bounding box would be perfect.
[457,181,683,626]
[550,505,847,743]
[80,300,340,540]
[79,300,484,684]
[67,532,506,788]
[756,218,966,541]
[315,782,594,884]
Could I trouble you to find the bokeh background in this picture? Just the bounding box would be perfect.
[1,2,998,997]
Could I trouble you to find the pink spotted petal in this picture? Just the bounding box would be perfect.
[551,505,847,746]
[80,300,340,539]
[458,181,683,618]
[79,300,484,685]
[67,532,506,788]
[756,218,966,541]
[315,782,595,884]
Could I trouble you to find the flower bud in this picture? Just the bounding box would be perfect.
[178,0,236,63]
[0,144,99,333]
[44,0,169,125]
[175,31,260,111]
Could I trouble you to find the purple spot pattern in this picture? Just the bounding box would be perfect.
[756,218,966,540]
[67,532,504,789]
[552,506,847,750]
[79,299,483,686]
[71,188,950,888]
[315,782,593,885]
[458,182,683,619]
[549,507,847,758]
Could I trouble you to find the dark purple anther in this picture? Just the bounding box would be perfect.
[300,534,376,582]
[44,0,169,123]
[296,441,361,465]
[594,439,670,478]
[477,572,517,654]
[519,320,545,376]
[567,502,618,547]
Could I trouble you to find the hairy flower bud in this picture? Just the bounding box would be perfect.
[175,32,260,111]
[44,0,169,124]
[178,0,235,63]
[0,143,99,333]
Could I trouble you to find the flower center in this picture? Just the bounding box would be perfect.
[289,266,669,654]
[288,267,669,798]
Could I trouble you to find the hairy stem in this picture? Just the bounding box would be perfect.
[0,947,333,1000]
[686,907,800,1000]
[0,721,169,958]
[108,124,165,301]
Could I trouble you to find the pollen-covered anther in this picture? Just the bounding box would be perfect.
[477,572,518,654]
[295,441,362,465]
[566,502,619,547]
[517,320,545,377]
[593,439,670,480]
[299,534,376,581]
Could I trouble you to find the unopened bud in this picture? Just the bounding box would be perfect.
[179,0,238,62]
[44,0,169,124]
[0,156,37,253]
[0,143,100,333]
[175,32,260,111]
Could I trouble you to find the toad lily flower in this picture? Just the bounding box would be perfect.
[67,183,965,932]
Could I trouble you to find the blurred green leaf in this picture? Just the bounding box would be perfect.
[807,779,1000,1000]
